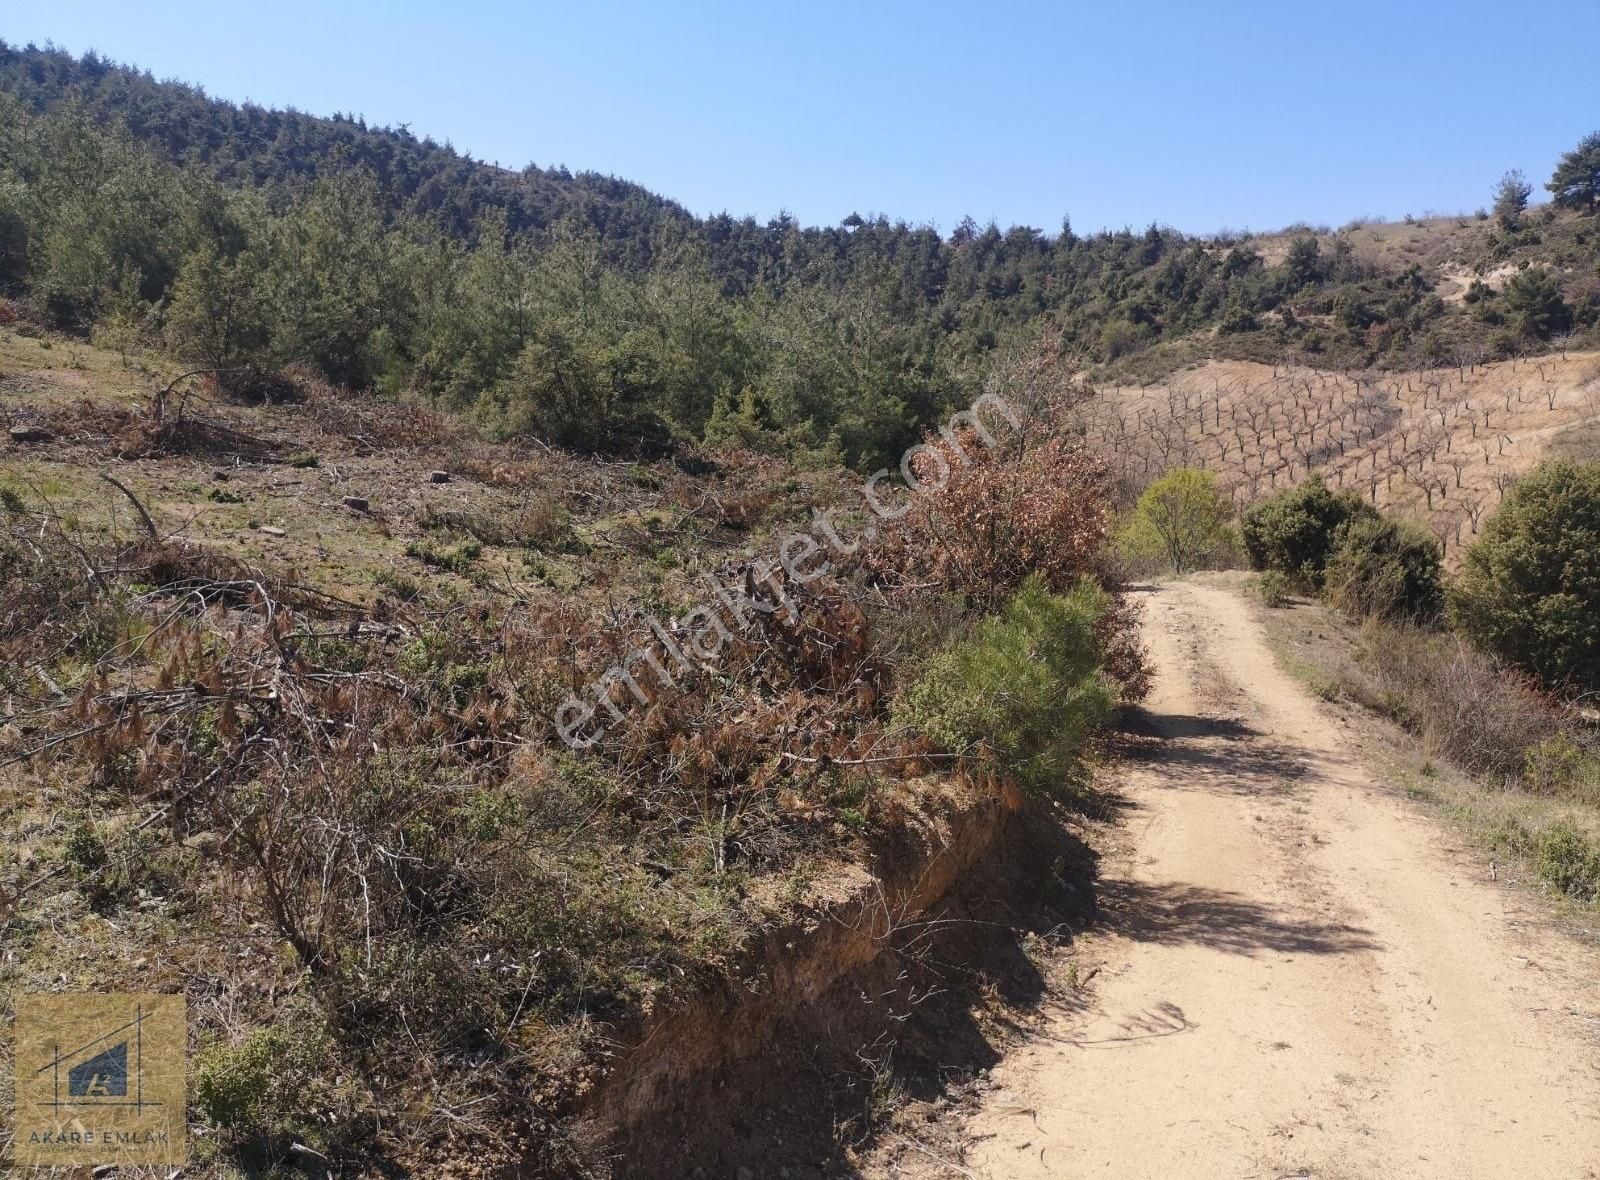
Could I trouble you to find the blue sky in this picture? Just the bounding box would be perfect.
[9,1,1598,235]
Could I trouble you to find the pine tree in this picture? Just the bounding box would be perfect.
[1492,169,1532,229]
[1547,131,1600,214]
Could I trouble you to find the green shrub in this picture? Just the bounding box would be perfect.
[372,567,424,602]
[1323,515,1443,622]
[1217,303,1259,334]
[405,536,482,573]
[62,819,176,913]
[1256,569,1294,608]
[1536,822,1600,901]
[396,632,489,705]
[1522,735,1600,801]
[195,1011,333,1138]
[1118,468,1239,574]
[898,576,1113,797]
[1241,475,1377,588]
[1450,460,1600,692]
[1502,266,1573,340]
[63,820,109,879]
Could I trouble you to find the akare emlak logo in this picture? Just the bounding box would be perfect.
[12,993,187,1166]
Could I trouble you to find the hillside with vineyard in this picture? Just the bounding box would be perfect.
[1078,349,1600,556]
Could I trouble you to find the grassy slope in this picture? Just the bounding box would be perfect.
[0,327,853,603]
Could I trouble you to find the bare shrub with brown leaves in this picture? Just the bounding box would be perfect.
[294,369,458,453]
[863,433,1151,699]
[1355,622,1563,782]
[1,501,922,1173]
[871,435,1112,608]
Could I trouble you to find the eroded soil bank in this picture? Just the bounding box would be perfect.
[578,780,1104,1179]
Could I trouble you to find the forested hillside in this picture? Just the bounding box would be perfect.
[2,40,1598,468]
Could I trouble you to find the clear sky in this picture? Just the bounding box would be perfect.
[8,1,1598,235]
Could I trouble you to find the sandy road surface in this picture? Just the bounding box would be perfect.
[961,579,1600,1179]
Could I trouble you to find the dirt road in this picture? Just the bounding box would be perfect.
[960,579,1600,1179]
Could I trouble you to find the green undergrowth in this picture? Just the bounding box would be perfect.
[898,576,1115,800]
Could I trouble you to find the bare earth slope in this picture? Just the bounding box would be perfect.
[961,579,1600,1179]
